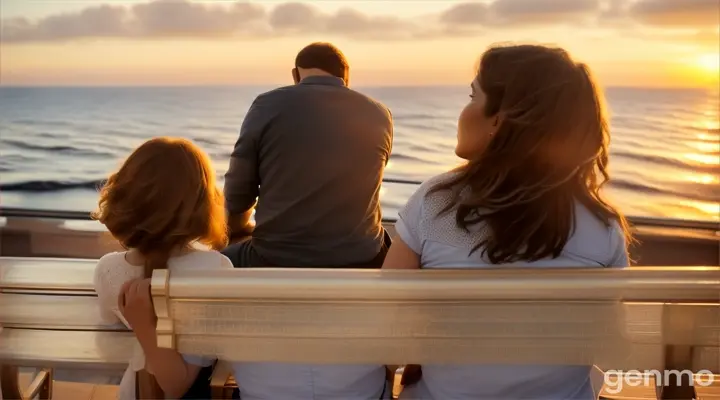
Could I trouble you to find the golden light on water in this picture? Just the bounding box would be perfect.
[683,153,719,165]
[684,113,720,168]
[684,174,719,185]
[700,119,719,131]
[679,200,720,221]
[686,140,718,153]
[696,133,718,142]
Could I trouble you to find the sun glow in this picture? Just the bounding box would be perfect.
[697,53,720,73]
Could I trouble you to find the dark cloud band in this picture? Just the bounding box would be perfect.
[2,0,718,43]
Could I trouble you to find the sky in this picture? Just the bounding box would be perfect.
[1,0,719,87]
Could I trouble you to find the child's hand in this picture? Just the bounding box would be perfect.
[118,278,157,338]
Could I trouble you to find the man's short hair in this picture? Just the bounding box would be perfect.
[295,42,349,83]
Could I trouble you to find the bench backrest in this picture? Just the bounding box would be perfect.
[2,258,718,373]
[0,257,133,370]
[151,267,720,371]
[0,257,96,293]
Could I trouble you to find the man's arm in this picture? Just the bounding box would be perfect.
[224,96,271,239]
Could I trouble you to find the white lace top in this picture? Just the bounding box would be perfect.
[93,249,233,400]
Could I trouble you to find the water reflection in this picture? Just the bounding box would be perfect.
[678,200,720,221]
[684,153,720,165]
[682,114,719,167]
[686,141,718,153]
[684,174,719,185]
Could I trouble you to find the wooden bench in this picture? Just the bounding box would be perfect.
[148,266,719,399]
[1,257,718,400]
[0,257,134,400]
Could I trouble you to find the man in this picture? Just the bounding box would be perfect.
[113,43,395,400]
[223,42,393,268]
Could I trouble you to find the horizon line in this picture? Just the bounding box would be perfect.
[1,83,717,91]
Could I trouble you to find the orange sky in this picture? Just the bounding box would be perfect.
[1,0,718,87]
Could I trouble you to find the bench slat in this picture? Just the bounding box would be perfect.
[163,267,720,302]
[176,335,674,370]
[0,328,135,370]
[170,301,718,345]
[0,257,96,292]
[0,294,127,331]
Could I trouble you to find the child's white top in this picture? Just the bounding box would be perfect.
[93,249,233,400]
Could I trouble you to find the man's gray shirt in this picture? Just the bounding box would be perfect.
[224,76,393,266]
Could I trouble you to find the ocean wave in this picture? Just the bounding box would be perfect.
[2,139,116,157]
[0,154,35,164]
[186,124,231,132]
[389,152,433,163]
[612,150,719,174]
[192,137,222,146]
[609,178,718,203]
[393,113,438,121]
[608,179,666,196]
[0,179,104,192]
[11,119,75,128]
[689,126,720,134]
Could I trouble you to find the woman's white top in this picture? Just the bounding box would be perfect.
[93,249,233,400]
[394,172,629,400]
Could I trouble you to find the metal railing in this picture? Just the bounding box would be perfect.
[0,177,717,231]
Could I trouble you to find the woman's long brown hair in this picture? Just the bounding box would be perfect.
[432,44,632,264]
[92,137,228,277]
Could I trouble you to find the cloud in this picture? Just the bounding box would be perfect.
[268,2,321,31]
[439,0,601,28]
[2,0,718,44]
[326,9,409,37]
[490,0,601,24]
[267,3,443,40]
[2,1,266,42]
[629,0,720,26]
[647,29,720,48]
[694,29,720,46]
[1,0,435,43]
[132,1,265,36]
[440,3,489,26]
[2,5,129,42]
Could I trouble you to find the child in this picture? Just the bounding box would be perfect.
[92,137,232,399]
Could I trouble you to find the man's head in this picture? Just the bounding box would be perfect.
[292,42,349,86]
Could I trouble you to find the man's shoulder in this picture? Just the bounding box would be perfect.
[350,89,392,119]
[253,85,296,103]
[253,84,391,121]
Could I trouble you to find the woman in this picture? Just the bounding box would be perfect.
[92,137,232,399]
[383,44,632,399]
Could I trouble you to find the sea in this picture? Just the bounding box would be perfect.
[0,86,718,222]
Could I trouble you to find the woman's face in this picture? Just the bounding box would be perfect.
[456,78,497,160]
